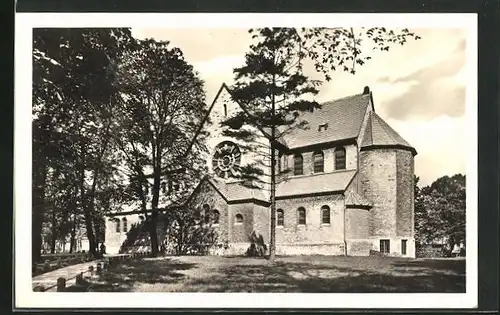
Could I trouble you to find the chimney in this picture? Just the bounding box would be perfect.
[363,86,370,95]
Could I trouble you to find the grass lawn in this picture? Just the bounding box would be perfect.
[73,255,465,293]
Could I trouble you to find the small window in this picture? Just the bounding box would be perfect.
[401,239,407,255]
[212,210,220,224]
[161,182,166,194]
[335,147,346,170]
[115,219,120,233]
[223,103,227,116]
[294,153,303,175]
[203,204,210,224]
[380,239,390,254]
[313,151,324,173]
[321,205,330,224]
[122,218,128,233]
[277,209,284,226]
[235,213,243,224]
[297,207,306,225]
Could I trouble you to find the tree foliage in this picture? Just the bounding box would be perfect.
[414,174,466,250]
[113,38,208,256]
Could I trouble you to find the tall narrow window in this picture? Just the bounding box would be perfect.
[313,151,324,173]
[115,219,120,233]
[122,218,128,233]
[297,207,306,225]
[203,204,210,224]
[161,182,166,194]
[223,103,227,116]
[277,209,284,226]
[168,180,173,193]
[334,147,346,170]
[294,153,303,175]
[401,239,407,255]
[380,239,390,254]
[321,205,330,224]
[212,210,220,224]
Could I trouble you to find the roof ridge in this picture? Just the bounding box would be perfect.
[320,92,367,105]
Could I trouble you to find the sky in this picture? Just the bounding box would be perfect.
[131,28,468,187]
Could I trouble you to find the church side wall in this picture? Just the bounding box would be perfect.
[275,194,344,247]
[396,150,416,257]
[105,213,143,254]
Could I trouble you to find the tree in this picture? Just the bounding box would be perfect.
[32,28,135,259]
[414,174,466,252]
[115,38,208,256]
[221,27,420,260]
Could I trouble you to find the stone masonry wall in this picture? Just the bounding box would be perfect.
[396,150,414,237]
[283,144,357,178]
[188,181,230,244]
[228,203,255,243]
[275,194,344,245]
[359,149,397,237]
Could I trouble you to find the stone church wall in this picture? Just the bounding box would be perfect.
[275,194,344,245]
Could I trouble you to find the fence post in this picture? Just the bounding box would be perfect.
[76,272,84,285]
[56,277,66,292]
[96,263,102,274]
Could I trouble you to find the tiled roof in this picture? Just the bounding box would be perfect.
[276,170,356,198]
[280,93,371,149]
[345,190,372,208]
[361,111,416,154]
[208,178,269,203]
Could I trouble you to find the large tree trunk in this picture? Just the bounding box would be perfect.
[79,163,97,256]
[50,207,57,253]
[32,157,46,263]
[69,215,77,253]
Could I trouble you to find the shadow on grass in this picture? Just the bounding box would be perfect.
[65,258,197,292]
[184,257,465,293]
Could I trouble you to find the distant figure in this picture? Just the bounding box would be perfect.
[451,243,460,257]
[99,243,106,256]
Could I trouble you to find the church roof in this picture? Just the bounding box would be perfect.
[276,170,357,198]
[208,177,269,204]
[281,93,372,149]
[345,190,373,208]
[361,111,417,155]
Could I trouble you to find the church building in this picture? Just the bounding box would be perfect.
[105,84,417,258]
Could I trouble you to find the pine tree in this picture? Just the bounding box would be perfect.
[222,27,420,261]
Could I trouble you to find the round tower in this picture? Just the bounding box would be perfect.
[359,111,417,257]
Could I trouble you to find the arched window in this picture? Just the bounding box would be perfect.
[297,207,306,225]
[277,209,284,227]
[115,219,120,233]
[294,153,303,175]
[313,150,324,173]
[122,217,128,233]
[212,210,220,224]
[235,213,243,224]
[203,204,210,224]
[321,205,330,224]
[335,147,346,170]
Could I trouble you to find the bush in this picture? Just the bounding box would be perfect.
[246,231,267,257]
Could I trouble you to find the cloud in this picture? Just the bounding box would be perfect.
[388,116,466,186]
[379,39,466,120]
